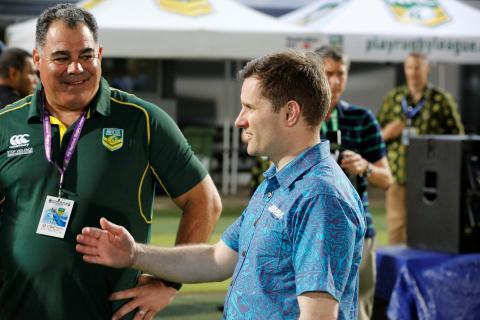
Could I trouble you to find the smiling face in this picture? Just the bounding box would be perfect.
[33,20,103,112]
[235,77,284,160]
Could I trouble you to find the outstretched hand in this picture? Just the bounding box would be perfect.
[76,217,137,268]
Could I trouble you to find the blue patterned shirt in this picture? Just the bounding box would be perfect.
[221,142,366,320]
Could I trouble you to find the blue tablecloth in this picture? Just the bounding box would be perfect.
[375,246,480,320]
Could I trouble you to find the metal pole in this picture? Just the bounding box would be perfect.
[230,60,243,195]
[222,60,232,195]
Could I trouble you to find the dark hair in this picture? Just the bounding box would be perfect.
[0,47,32,77]
[36,3,98,49]
[314,45,350,70]
[239,50,331,127]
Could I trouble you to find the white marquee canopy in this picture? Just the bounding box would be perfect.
[6,0,322,59]
[281,0,480,63]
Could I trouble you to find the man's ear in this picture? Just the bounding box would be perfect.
[32,48,40,68]
[97,46,103,62]
[284,100,301,127]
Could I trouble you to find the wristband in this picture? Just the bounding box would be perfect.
[162,279,183,291]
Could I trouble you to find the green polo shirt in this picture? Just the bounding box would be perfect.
[0,78,207,319]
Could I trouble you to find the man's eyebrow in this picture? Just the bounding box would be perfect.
[51,50,70,57]
[79,48,95,54]
[50,48,95,56]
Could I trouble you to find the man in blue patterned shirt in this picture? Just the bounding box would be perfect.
[76,50,366,319]
[315,46,393,320]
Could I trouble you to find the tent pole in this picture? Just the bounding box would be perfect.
[222,60,232,195]
[230,60,241,195]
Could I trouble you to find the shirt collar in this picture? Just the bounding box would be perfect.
[27,77,111,122]
[263,142,331,190]
[401,84,432,101]
[323,100,347,128]
[336,100,349,119]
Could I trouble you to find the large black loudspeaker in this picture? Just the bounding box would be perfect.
[407,135,480,253]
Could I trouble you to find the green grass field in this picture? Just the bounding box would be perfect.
[149,196,388,319]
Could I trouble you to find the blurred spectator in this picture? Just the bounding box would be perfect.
[315,45,392,320]
[0,40,6,54]
[377,52,464,245]
[0,47,38,108]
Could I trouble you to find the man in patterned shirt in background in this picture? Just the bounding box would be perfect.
[315,45,393,320]
[77,50,366,320]
[377,52,464,245]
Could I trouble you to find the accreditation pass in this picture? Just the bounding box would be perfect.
[36,195,74,238]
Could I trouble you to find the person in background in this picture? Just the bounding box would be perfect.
[314,45,393,320]
[377,52,464,245]
[0,4,221,320]
[0,47,38,108]
[0,40,6,54]
[77,50,366,320]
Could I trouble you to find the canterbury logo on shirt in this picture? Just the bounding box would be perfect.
[9,134,30,147]
[7,134,33,157]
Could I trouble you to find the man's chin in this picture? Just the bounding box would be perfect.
[246,146,258,157]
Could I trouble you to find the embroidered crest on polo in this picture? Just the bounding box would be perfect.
[7,133,33,157]
[268,204,284,219]
[102,128,124,151]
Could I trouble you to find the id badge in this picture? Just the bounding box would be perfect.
[36,196,74,238]
[401,127,418,146]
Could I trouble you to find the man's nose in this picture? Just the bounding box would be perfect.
[330,76,340,86]
[235,110,247,128]
[67,60,84,74]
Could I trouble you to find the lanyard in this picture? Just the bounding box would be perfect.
[401,97,425,121]
[43,107,86,197]
[321,107,338,136]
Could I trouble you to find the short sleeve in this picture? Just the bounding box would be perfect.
[377,90,397,128]
[442,94,464,134]
[360,109,387,163]
[221,213,244,253]
[147,104,207,198]
[291,194,364,301]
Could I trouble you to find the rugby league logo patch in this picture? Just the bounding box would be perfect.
[102,128,124,151]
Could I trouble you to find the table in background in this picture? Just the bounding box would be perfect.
[374,246,480,320]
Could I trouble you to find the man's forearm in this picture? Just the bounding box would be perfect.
[367,158,393,189]
[298,292,338,320]
[133,243,230,283]
[175,209,218,244]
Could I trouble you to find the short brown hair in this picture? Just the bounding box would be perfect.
[239,50,331,127]
[314,45,350,70]
[405,52,429,64]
